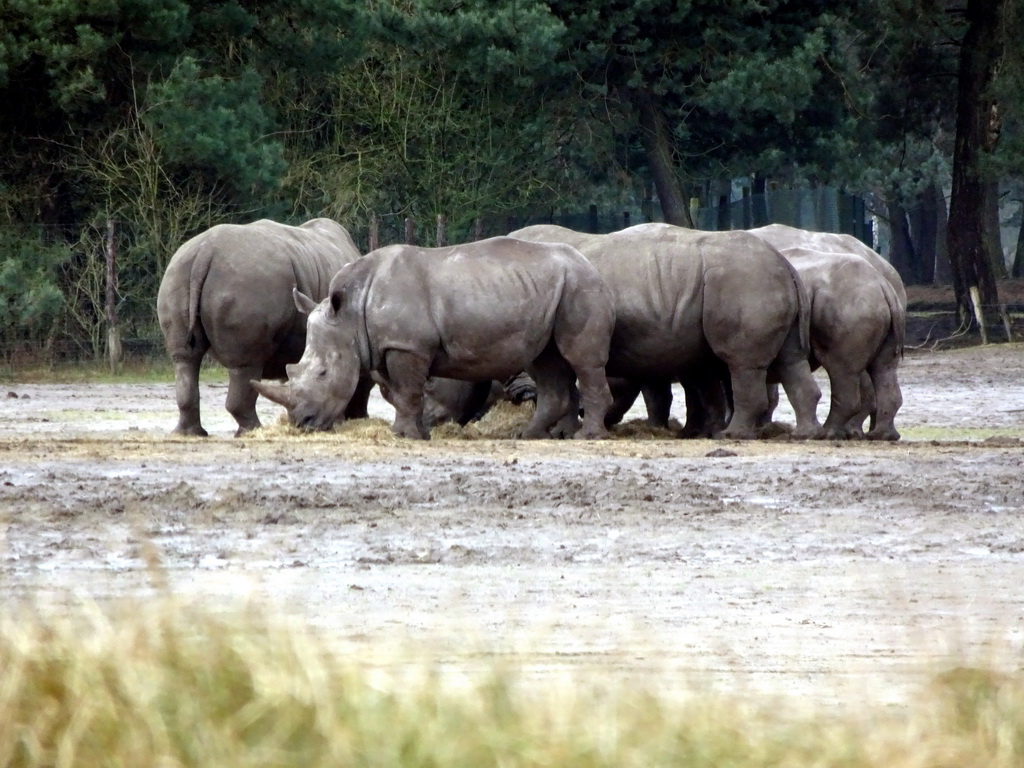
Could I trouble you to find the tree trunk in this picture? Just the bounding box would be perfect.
[932,182,953,283]
[634,91,693,227]
[946,0,1006,337]
[105,219,122,373]
[911,183,938,283]
[984,181,1006,278]
[1014,203,1024,278]
[887,198,918,284]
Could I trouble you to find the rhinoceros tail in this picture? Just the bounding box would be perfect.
[780,255,812,355]
[881,277,907,359]
[186,241,216,349]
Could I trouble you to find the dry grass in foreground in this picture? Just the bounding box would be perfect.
[1,600,1023,768]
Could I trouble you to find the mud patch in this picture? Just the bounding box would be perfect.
[2,344,1024,710]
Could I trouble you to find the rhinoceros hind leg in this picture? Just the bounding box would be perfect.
[864,357,902,442]
[574,365,611,440]
[821,366,863,440]
[719,367,772,439]
[227,364,265,436]
[171,357,208,436]
[522,352,576,439]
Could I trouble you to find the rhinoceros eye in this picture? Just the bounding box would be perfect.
[318,368,328,378]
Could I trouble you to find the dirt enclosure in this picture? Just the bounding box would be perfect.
[2,343,1024,711]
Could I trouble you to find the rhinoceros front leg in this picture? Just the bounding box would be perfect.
[344,375,374,420]
[604,377,641,427]
[640,380,673,429]
[774,358,824,440]
[171,356,208,437]
[382,350,431,439]
[680,374,728,438]
[227,364,264,436]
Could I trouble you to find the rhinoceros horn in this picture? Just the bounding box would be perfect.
[251,379,297,408]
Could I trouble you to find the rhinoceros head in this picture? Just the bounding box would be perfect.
[251,288,361,431]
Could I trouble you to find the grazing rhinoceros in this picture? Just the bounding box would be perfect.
[747,224,907,438]
[508,223,822,439]
[774,246,905,440]
[250,237,615,440]
[157,218,371,437]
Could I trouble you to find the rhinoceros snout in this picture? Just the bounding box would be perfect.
[294,412,336,432]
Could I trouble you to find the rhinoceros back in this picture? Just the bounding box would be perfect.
[159,219,360,363]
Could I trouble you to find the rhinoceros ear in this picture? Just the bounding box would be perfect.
[293,287,318,315]
[329,287,345,316]
[251,379,297,408]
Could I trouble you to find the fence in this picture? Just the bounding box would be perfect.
[2,188,876,366]
[357,188,872,251]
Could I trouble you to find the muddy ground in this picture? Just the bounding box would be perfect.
[2,343,1024,711]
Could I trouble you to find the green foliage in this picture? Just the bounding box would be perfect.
[144,57,286,195]
[0,0,1019,354]
[0,230,69,355]
[989,0,1024,176]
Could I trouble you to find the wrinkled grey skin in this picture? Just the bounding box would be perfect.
[748,224,907,439]
[251,237,615,440]
[509,223,821,440]
[157,218,370,437]
[773,247,906,440]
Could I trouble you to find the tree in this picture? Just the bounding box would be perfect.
[0,230,68,362]
[0,0,371,356]
[946,0,1008,340]
[539,0,864,224]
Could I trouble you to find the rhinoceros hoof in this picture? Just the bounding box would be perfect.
[172,424,209,437]
[392,424,430,440]
[791,425,826,440]
[865,426,901,442]
[574,426,610,440]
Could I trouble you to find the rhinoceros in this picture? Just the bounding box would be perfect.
[157,218,370,437]
[773,246,906,440]
[508,223,822,439]
[747,223,907,308]
[747,224,907,438]
[250,236,615,439]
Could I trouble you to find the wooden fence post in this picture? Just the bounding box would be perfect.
[405,216,415,245]
[473,217,484,242]
[368,213,379,252]
[436,214,447,247]
[105,219,122,373]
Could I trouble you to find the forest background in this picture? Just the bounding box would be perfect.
[1,0,1021,363]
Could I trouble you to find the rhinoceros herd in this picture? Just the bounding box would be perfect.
[157,219,905,441]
